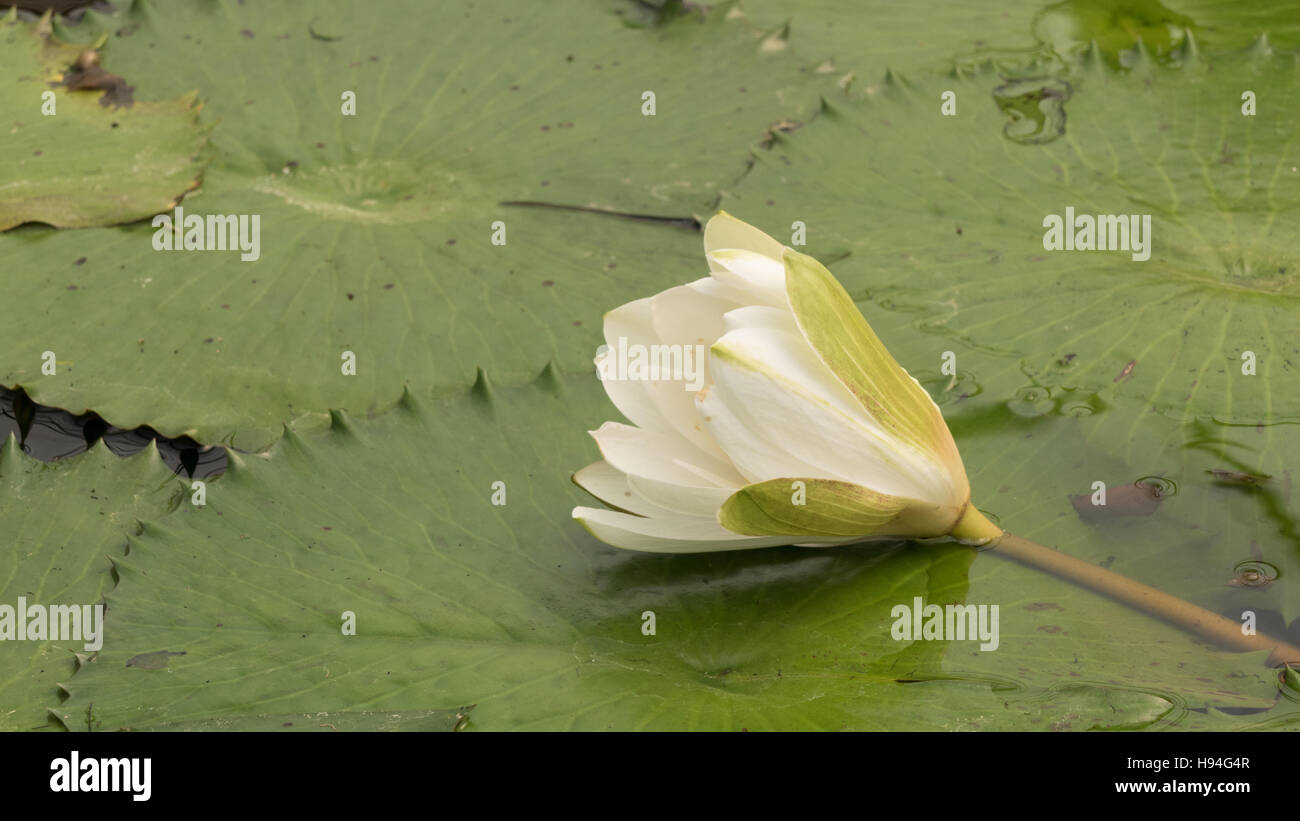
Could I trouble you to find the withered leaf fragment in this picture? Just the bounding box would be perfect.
[1070,481,1162,521]
[54,49,135,109]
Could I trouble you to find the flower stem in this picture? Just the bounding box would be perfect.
[988,529,1300,667]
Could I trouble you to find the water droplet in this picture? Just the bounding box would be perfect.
[920,371,983,406]
[1007,386,1054,417]
[1134,475,1177,498]
[1229,560,1278,588]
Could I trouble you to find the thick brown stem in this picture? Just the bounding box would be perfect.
[989,530,1300,667]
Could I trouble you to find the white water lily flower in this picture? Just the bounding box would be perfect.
[572,212,1000,553]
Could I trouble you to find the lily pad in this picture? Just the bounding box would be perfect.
[0,0,833,450]
[726,0,1300,80]
[0,10,208,231]
[5,0,1298,734]
[42,371,1298,731]
[721,52,1300,425]
[0,435,178,730]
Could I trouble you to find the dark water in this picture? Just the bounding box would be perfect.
[0,385,227,478]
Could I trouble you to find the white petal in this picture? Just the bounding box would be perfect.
[721,305,800,336]
[601,297,729,462]
[598,298,671,431]
[573,461,665,517]
[685,271,754,306]
[590,421,747,488]
[575,460,731,519]
[705,327,954,503]
[650,279,738,350]
[716,322,868,423]
[573,506,793,553]
[626,473,733,517]
[705,249,787,308]
[647,279,736,426]
[695,383,828,483]
[703,211,787,261]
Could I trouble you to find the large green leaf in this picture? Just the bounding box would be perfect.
[1033,0,1300,63]
[835,291,1299,727]
[0,10,208,230]
[0,436,178,730]
[0,0,832,450]
[721,52,1300,425]
[36,371,1297,731]
[5,0,1298,734]
[720,0,1300,79]
[953,388,1298,715]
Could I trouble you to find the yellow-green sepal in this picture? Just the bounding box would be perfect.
[781,248,944,459]
[719,477,908,539]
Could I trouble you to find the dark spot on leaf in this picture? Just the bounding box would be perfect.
[74,257,86,265]
[346,293,354,300]
[240,29,255,39]
[308,19,342,41]
[383,283,394,289]
[541,280,554,287]
[54,50,137,109]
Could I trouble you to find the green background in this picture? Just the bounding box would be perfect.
[1,0,1297,730]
